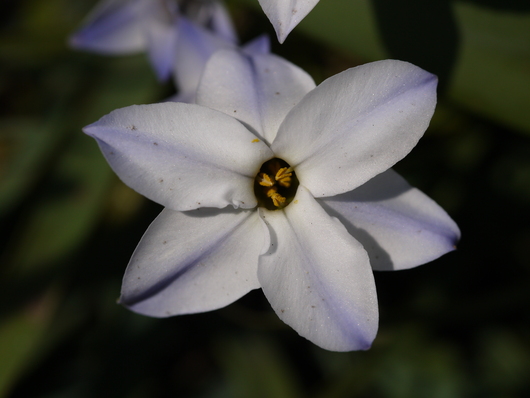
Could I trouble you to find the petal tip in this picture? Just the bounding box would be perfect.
[315,326,377,352]
[450,234,461,252]
[447,220,462,251]
[82,120,106,140]
[272,22,293,44]
[82,124,96,138]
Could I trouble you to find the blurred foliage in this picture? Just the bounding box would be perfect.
[0,0,529,397]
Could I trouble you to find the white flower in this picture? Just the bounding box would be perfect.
[69,0,239,81]
[168,26,270,103]
[83,50,460,351]
[258,0,320,43]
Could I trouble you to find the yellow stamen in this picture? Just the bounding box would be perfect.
[259,173,275,187]
[266,188,286,207]
[275,167,293,188]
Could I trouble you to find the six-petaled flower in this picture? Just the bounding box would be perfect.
[83,50,460,351]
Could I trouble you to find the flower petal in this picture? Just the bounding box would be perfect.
[167,35,270,104]
[83,103,274,210]
[196,49,315,144]
[258,186,378,351]
[69,0,151,54]
[208,0,239,43]
[145,20,179,81]
[318,169,461,271]
[272,60,438,198]
[173,17,236,101]
[242,34,271,55]
[257,0,320,43]
[120,207,264,317]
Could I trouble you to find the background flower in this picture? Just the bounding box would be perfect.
[69,0,238,81]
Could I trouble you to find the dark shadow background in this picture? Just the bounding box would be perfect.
[1,0,529,397]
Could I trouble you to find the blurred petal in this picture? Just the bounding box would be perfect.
[272,60,437,198]
[242,34,271,55]
[258,186,378,351]
[120,207,264,316]
[173,17,235,101]
[83,103,274,210]
[167,35,270,104]
[208,0,239,43]
[146,20,179,81]
[319,170,461,271]
[257,0,320,43]
[69,0,151,53]
[197,49,315,144]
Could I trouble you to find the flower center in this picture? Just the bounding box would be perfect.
[254,158,299,210]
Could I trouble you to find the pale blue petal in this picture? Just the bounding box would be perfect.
[257,0,320,43]
[208,0,239,43]
[173,17,236,99]
[83,103,274,211]
[166,35,270,104]
[258,186,378,351]
[145,20,179,81]
[318,169,461,271]
[272,60,438,198]
[69,0,151,54]
[196,49,315,144]
[242,35,271,55]
[120,207,263,316]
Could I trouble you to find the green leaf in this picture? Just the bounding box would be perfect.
[0,118,64,215]
[6,133,114,274]
[293,0,387,61]
[0,289,57,398]
[448,2,530,132]
[216,335,302,398]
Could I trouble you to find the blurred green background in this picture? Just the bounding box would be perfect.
[1,0,529,397]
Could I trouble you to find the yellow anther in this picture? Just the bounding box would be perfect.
[275,167,293,188]
[259,173,275,187]
[254,158,297,210]
[267,188,286,207]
